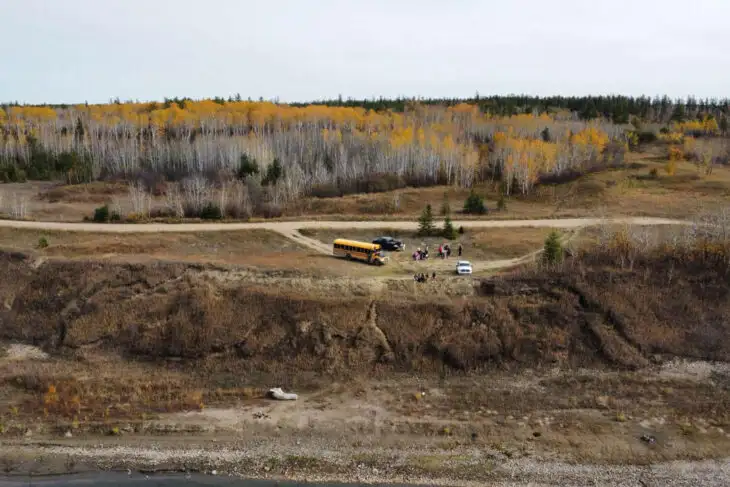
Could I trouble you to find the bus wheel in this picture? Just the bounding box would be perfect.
[346,254,352,260]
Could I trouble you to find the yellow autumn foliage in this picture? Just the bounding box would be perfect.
[1,100,622,196]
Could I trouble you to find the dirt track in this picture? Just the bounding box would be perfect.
[0,216,687,233]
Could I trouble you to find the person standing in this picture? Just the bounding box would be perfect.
[458,243,463,257]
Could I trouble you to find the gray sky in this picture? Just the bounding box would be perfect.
[2,0,729,104]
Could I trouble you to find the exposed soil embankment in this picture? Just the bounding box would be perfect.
[0,251,728,380]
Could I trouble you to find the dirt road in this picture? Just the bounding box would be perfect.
[0,216,687,233]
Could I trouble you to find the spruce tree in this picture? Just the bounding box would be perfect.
[442,215,457,240]
[237,153,259,180]
[417,204,435,236]
[262,158,282,186]
[440,192,451,216]
[542,230,563,265]
[497,193,507,211]
[463,190,487,215]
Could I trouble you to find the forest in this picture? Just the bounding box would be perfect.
[0,95,728,217]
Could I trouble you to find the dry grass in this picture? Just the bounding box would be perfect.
[38,181,129,203]
[0,228,312,267]
[299,227,558,261]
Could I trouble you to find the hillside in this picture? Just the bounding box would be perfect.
[2,248,728,379]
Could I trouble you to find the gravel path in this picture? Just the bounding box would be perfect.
[0,216,687,234]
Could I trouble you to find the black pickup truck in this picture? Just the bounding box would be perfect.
[372,236,405,251]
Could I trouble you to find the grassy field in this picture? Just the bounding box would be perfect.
[0,227,316,268]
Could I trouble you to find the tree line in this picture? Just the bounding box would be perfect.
[4,94,728,125]
[0,97,727,217]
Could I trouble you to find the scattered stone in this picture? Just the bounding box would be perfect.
[64,431,73,438]
[268,387,298,401]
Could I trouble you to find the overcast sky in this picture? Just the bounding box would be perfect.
[2,0,729,104]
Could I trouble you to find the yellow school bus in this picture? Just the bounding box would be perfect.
[333,239,387,265]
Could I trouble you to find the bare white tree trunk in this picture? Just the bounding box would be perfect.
[128,181,151,217]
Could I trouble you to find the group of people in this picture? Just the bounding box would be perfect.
[414,272,437,283]
[412,247,430,260]
[412,243,463,261]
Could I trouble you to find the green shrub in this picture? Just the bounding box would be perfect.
[458,226,465,235]
[463,191,487,215]
[0,165,26,183]
[110,211,122,222]
[37,237,49,249]
[93,205,110,223]
[200,202,223,220]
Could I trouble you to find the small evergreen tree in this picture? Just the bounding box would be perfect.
[262,158,283,186]
[721,115,729,136]
[542,230,563,265]
[417,204,435,236]
[540,127,551,142]
[74,117,85,143]
[440,192,451,216]
[237,153,259,180]
[442,215,457,240]
[463,190,487,215]
[497,193,507,211]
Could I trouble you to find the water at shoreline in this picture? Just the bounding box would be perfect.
[0,473,412,487]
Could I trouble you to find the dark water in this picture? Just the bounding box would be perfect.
[0,474,410,487]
